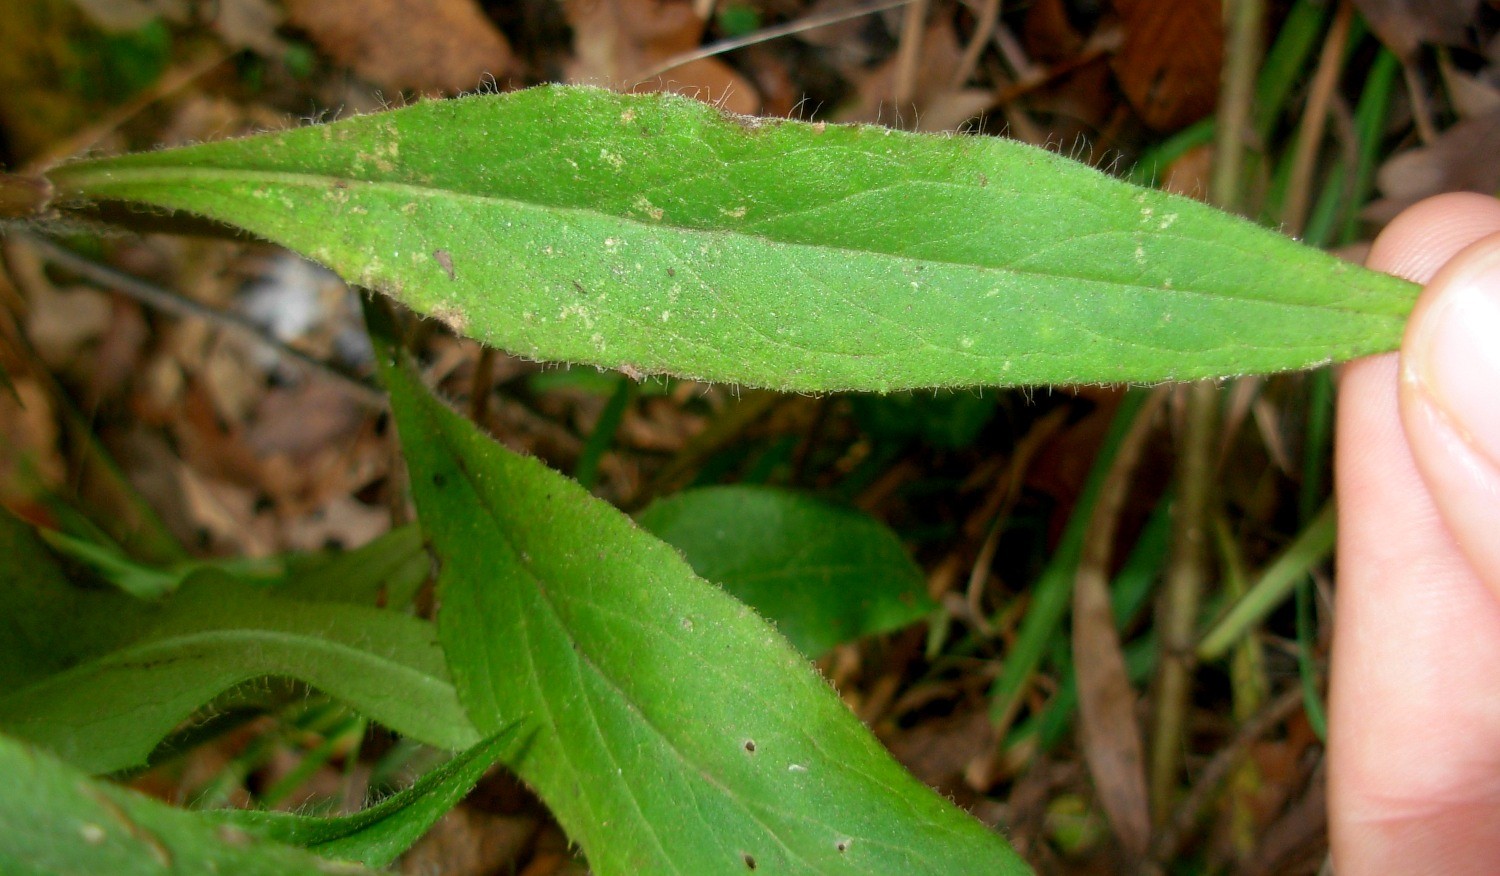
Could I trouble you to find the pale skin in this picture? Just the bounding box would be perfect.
[1331,192,1500,873]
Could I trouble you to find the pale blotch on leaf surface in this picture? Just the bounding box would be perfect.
[431,303,467,333]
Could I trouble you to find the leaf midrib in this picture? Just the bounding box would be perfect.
[56,164,1395,319]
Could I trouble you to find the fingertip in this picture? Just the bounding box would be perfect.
[1369,192,1500,282]
[1398,232,1500,600]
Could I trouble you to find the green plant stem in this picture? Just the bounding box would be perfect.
[1197,499,1336,661]
[1210,0,1265,211]
[1148,0,1262,822]
[1149,380,1220,819]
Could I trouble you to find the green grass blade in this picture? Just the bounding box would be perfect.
[988,390,1150,731]
[1196,500,1337,661]
[376,337,1031,874]
[50,85,1416,392]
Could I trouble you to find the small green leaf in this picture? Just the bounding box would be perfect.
[49,85,1417,392]
[637,485,935,657]
[0,570,476,773]
[0,733,371,876]
[38,521,427,605]
[204,725,525,867]
[378,349,1030,875]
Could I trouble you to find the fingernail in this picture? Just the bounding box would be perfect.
[1404,243,1500,469]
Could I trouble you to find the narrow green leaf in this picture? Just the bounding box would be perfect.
[50,85,1416,392]
[989,390,1150,732]
[37,522,426,605]
[203,725,524,867]
[0,733,371,876]
[378,351,1030,874]
[0,570,477,773]
[637,485,935,657]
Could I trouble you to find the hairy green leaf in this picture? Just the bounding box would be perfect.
[49,85,1416,391]
[204,726,523,867]
[378,346,1030,875]
[637,485,935,657]
[0,733,371,875]
[0,570,476,773]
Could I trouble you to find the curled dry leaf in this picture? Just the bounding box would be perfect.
[1351,0,1480,56]
[1365,108,1500,223]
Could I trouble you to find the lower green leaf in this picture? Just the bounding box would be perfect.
[204,725,525,867]
[0,570,477,774]
[0,733,370,875]
[637,485,936,657]
[380,350,1031,875]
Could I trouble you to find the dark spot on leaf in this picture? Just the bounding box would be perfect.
[836,841,848,853]
[977,172,989,187]
[743,740,756,753]
[666,267,676,277]
[573,280,586,295]
[742,853,757,870]
[434,249,456,280]
[432,472,447,488]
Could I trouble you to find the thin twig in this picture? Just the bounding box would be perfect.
[630,0,916,87]
[22,50,230,175]
[19,234,386,410]
[469,346,497,424]
[1283,0,1353,237]
[951,0,1002,90]
[1402,60,1439,145]
[892,0,930,119]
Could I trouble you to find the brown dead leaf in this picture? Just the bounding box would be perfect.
[1364,108,1500,223]
[1070,390,1163,861]
[1352,0,1480,57]
[564,0,759,113]
[1023,0,1087,63]
[399,806,539,876]
[884,698,997,805]
[1109,0,1222,131]
[25,284,113,370]
[285,0,517,94]
[206,0,288,57]
[0,378,66,510]
[1439,53,1500,118]
[246,382,364,463]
